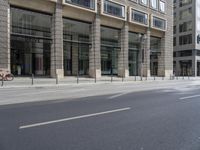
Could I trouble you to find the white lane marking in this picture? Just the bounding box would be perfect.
[108,92,132,99]
[19,107,131,129]
[179,95,200,100]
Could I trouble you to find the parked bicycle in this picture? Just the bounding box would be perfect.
[0,70,14,81]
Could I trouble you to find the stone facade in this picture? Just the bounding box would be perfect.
[0,0,173,78]
[0,0,10,71]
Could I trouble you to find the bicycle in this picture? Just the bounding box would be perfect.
[0,70,14,81]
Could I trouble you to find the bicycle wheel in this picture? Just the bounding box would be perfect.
[5,74,14,81]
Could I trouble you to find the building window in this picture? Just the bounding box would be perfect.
[63,18,91,76]
[152,16,166,30]
[101,26,120,75]
[131,9,148,25]
[10,7,52,76]
[179,8,192,21]
[179,21,192,33]
[173,26,176,34]
[179,0,192,7]
[179,34,192,45]
[159,1,165,13]
[140,0,148,5]
[173,37,176,46]
[64,0,95,10]
[129,32,140,76]
[103,0,125,19]
[150,0,158,9]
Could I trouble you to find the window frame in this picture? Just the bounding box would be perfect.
[151,15,167,31]
[150,0,159,10]
[129,7,149,27]
[159,0,166,13]
[101,0,127,21]
[62,0,97,13]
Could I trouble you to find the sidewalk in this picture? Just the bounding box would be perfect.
[1,76,199,88]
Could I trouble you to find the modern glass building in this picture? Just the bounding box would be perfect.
[173,0,200,76]
[0,0,173,78]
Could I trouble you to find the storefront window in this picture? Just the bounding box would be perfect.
[101,26,120,75]
[150,36,161,76]
[10,7,52,76]
[63,18,91,76]
[129,32,140,76]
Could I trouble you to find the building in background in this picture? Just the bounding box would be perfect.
[173,0,200,76]
[0,0,173,78]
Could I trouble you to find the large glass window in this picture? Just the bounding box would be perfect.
[179,34,192,45]
[11,7,52,76]
[179,21,192,33]
[129,32,140,76]
[180,0,192,7]
[131,9,148,25]
[63,18,91,76]
[150,36,161,76]
[159,1,165,13]
[150,0,158,9]
[152,16,166,30]
[103,0,125,19]
[179,8,192,21]
[101,26,120,75]
[64,0,95,10]
[140,0,148,5]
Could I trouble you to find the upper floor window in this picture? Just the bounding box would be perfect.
[65,0,95,10]
[140,0,148,5]
[179,21,192,33]
[103,0,125,19]
[152,16,166,30]
[180,0,192,7]
[179,8,192,21]
[159,1,165,13]
[150,0,158,10]
[131,9,148,25]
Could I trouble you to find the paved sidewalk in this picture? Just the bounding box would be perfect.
[0,76,198,88]
[0,79,200,106]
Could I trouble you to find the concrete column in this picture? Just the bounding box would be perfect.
[51,0,64,78]
[157,0,173,77]
[118,22,129,77]
[192,56,197,76]
[176,60,181,76]
[0,0,10,72]
[89,14,101,78]
[158,37,165,77]
[142,29,151,77]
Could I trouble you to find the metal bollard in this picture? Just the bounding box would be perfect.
[162,76,164,80]
[77,72,79,84]
[154,76,155,80]
[94,76,97,83]
[1,78,3,87]
[56,74,58,84]
[135,75,136,81]
[140,76,143,81]
[31,74,34,85]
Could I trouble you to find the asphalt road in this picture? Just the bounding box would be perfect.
[0,86,200,150]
